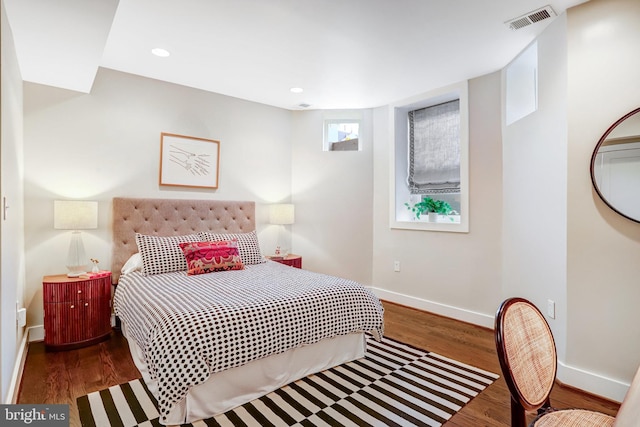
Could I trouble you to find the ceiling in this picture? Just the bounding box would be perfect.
[4,0,588,110]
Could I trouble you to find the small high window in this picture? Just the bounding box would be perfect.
[323,119,361,151]
[506,42,538,125]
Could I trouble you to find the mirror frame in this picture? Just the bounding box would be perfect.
[590,107,640,223]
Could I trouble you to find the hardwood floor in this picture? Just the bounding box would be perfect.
[382,302,620,426]
[18,301,620,426]
[18,330,140,427]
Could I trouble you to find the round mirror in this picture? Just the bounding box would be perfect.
[590,107,640,223]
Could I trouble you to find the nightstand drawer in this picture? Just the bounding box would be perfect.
[44,298,111,344]
[44,280,108,302]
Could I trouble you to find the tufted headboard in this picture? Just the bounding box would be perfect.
[111,197,256,283]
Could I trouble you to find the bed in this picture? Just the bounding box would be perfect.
[110,197,384,425]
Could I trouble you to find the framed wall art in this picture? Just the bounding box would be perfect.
[159,132,220,189]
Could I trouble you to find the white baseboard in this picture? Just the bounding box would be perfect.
[28,325,44,342]
[558,361,628,403]
[5,327,32,404]
[371,287,628,403]
[370,287,495,328]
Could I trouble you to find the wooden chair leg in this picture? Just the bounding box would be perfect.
[511,398,527,427]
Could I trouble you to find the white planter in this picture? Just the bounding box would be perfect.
[428,212,438,222]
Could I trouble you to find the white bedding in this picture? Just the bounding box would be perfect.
[114,261,384,424]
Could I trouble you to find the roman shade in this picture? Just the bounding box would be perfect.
[408,99,460,194]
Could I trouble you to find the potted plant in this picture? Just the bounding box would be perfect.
[405,197,452,222]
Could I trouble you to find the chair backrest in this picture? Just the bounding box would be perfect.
[495,298,558,415]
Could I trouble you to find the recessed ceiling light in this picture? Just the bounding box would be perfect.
[151,48,170,57]
[290,87,304,94]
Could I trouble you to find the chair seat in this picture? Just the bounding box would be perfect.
[533,409,615,427]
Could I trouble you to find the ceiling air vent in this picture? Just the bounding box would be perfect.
[298,103,311,109]
[506,5,556,30]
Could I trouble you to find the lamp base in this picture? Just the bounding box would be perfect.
[66,266,87,278]
[66,231,88,278]
[66,271,86,278]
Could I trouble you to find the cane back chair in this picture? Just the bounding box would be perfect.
[495,297,616,427]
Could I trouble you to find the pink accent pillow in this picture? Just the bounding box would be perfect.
[179,240,244,275]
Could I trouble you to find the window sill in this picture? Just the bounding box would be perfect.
[413,214,461,224]
[391,215,468,233]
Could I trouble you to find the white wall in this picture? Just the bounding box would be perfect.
[371,71,503,327]
[1,0,26,402]
[565,0,640,400]
[23,68,293,329]
[291,110,374,284]
[501,15,569,364]
[502,0,640,401]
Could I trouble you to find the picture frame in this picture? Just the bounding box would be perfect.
[159,132,220,189]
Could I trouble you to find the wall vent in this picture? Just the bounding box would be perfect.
[506,5,556,30]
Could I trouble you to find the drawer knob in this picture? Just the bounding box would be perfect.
[70,305,75,309]
[77,290,82,294]
[84,302,89,307]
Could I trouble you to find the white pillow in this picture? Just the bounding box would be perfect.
[121,253,143,275]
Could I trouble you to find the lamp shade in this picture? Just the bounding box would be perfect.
[54,200,98,230]
[269,204,295,225]
[54,200,98,277]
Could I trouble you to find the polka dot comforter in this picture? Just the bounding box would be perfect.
[114,260,384,423]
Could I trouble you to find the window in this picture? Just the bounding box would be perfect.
[323,119,361,151]
[390,81,469,232]
[506,42,538,125]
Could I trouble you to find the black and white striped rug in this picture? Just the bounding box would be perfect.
[77,336,498,426]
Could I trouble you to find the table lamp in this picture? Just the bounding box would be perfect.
[269,203,294,257]
[54,200,98,277]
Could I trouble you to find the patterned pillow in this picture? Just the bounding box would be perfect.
[198,230,265,265]
[179,240,244,275]
[135,233,201,275]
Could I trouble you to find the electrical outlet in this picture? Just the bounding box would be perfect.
[547,299,555,319]
[393,261,400,272]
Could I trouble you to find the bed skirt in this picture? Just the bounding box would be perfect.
[123,323,366,425]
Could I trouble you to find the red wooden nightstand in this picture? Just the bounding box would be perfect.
[267,254,302,269]
[43,273,112,350]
